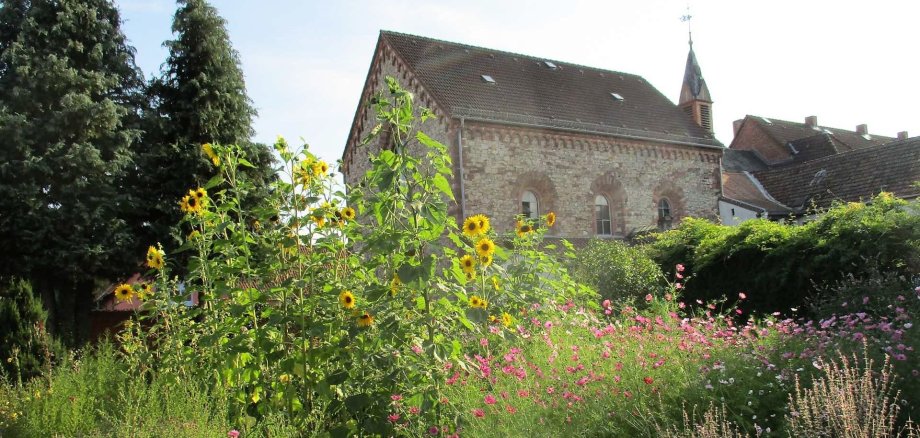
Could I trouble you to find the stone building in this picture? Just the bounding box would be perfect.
[343,31,724,240]
[720,115,918,225]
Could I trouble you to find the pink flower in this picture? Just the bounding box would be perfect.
[676,263,685,272]
[409,406,420,415]
[411,344,423,355]
[863,296,871,304]
[664,293,673,301]
[546,386,555,394]
[228,430,240,438]
[388,413,400,423]
[602,299,612,309]
[643,376,654,385]
[674,283,683,290]
[391,394,403,402]
[679,302,686,309]
[484,394,497,405]
[472,408,485,418]
[505,404,517,414]
[480,338,488,347]
[738,292,747,300]
[428,426,440,435]
[645,294,653,302]
[675,272,684,279]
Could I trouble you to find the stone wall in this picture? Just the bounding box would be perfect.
[459,122,722,238]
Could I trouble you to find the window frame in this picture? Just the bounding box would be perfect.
[521,190,539,220]
[594,194,612,236]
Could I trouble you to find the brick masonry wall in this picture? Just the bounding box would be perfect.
[344,41,723,238]
[730,119,790,165]
[459,122,722,238]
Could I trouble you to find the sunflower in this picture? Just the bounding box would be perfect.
[516,220,534,238]
[312,160,329,177]
[146,246,165,270]
[331,210,344,227]
[390,275,402,296]
[475,214,491,234]
[193,187,207,200]
[545,211,556,227]
[475,238,495,257]
[311,213,326,227]
[294,161,313,186]
[465,270,476,281]
[491,277,501,291]
[339,290,356,309]
[136,283,154,300]
[202,143,219,166]
[461,216,481,238]
[469,295,482,308]
[502,312,513,327]
[478,253,493,268]
[357,311,374,328]
[459,254,476,274]
[341,207,356,221]
[114,284,134,302]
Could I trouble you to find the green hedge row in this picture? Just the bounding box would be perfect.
[648,193,920,315]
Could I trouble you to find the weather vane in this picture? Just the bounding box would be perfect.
[680,2,693,47]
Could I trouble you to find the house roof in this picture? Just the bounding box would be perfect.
[752,136,920,209]
[721,171,792,215]
[735,115,894,156]
[380,31,721,148]
[722,148,767,172]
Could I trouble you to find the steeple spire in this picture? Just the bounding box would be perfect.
[678,5,713,133]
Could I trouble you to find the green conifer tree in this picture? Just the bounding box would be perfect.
[0,0,144,343]
[0,278,59,383]
[137,0,275,251]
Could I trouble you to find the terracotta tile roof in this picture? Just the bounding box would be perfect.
[722,149,767,172]
[721,171,792,214]
[381,31,722,147]
[753,136,920,209]
[749,115,893,156]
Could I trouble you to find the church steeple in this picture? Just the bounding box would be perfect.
[678,13,713,133]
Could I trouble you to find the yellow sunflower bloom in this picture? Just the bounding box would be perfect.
[474,214,491,234]
[202,143,219,166]
[312,160,329,177]
[502,312,512,327]
[516,220,534,238]
[341,207,356,221]
[311,213,325,227]
[478,253,493,268]
[546,211,556,227]
[469,296,482,308]
[461,216,481,238]
[465,270,476,281]
[459,254,476,274]
[136,283,154,300]
[294,161,313,186]
[475,237,495,258]
[146,246,165,270]
[114,284,134,302]
[492,277,501,291]
[357,311,374,328]
[193,187,206,199]
[390,275,402,296]
[339,290,356,309]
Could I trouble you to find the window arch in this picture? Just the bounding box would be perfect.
[657,198,673,230]
[521,191,539,220]
[595,195,612,235]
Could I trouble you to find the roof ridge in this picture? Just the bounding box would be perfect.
[379,30,645,80]
[748,114,896,140]
[760,136,917,170]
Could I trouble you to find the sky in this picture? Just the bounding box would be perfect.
[117,0,920,167]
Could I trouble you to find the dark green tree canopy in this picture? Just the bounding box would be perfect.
[0,0,143,282]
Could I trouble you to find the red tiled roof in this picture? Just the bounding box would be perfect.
[380,31,721,147]
[753,137,920,209]
[722,172,792,214]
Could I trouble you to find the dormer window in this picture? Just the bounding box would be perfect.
[481,74,496,84]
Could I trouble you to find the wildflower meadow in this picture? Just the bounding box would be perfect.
[2,79,919,437]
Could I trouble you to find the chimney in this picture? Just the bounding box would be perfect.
[856,124,868,135]
[733,119,744,136]
[805,116,818,128]
[897,131,909,140]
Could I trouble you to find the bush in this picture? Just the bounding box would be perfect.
[570,239,664,304]
[648,194,920,315]
[0,277,61,384]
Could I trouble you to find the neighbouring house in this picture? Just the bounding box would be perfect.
[720,115,919,225]
[342,31,724,242]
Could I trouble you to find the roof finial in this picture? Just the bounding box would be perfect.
[680,3,693,48]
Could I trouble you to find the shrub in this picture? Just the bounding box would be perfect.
[570,239,664,304]
[648,195,920,315]
[0,277,60,384]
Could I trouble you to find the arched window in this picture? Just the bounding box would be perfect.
[657,198,672,230]
[521,191,539,219]
[595,195,611,235]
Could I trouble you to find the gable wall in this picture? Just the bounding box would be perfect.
[730,120,791,164]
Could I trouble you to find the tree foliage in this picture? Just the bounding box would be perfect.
[136,0,274,253]
[0,277,61,383]
[0,0,144,341]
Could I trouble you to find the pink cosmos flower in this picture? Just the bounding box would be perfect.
[679,302,686,309]
[411,344,423,355]
[388,413,400,423]
[738,292,747,300]
[228,430,240,438]
[675,283,683,290]
[484,394,496,405]
[645,294,653,302]
[643,376,654,385]
[665,293,673,301]
[676,263,685,272]
[391,394,403,402]
[409,406,420,415]
[602,299,612,309]
[472,408,485,418]
[506,404,517,414]
[480,338,488,347]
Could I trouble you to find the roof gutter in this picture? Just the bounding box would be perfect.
[455,115,724,150]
